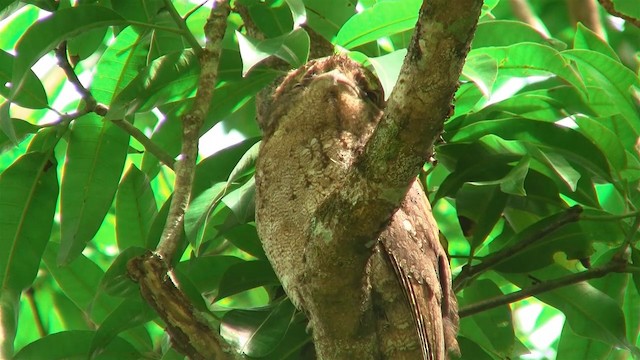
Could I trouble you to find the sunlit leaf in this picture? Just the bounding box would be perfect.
[335,0,420,49]
[11,5,127,98]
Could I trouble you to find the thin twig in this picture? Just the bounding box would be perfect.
[54,42,97,111]
[598,0,640,28]
[459,259,629,317]
[156,0,229,263]
[454,206,583,292]
[112,119,176,170]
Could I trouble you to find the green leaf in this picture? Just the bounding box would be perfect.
[241,0,294,38]
[148,10,187,60]
[0,118,39,151]
[455,184,508,250]
[222,176,256,223]
[59,115,129,264]
[575,116,628,175]
[215,260,280,301]
[42,243,120,324]
[284,0,306,25]
[115,165,158,249]
[573,23,619,61]
[509,266,630,350]
[227,141,260,186]
[0,152,58,292]
[472,20,550,48]
[0,288,19,358]
[495,211,594,273]
[67,26,107,60]
[108,49,199,121]
[89,298,155,357]
[100,247,147,298]
[562,49,640,130]
[463,279,514,355]
[304,0,356,40]
[0,50,48,109]
[11,5,127,97]
[184,182,227,246]
[13,330,141,360]
[236,28,310,76]
[222,299,297,357]
[470,43,584,91]
[462,53,498,98]
[449,119,612,182]
[367,49,406,100]
[222,224,266,259]
[175,255,244,293]
[335,0,421,49]
[92,26,149,105]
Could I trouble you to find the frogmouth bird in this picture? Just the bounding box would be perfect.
[255,55,459,359]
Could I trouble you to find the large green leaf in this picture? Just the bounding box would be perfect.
[237,28,310,76]
[0,119,39,151]
[0,50,47,109]
[92,26,149,105]
[221,299,297,357]
[59,115,129,263]
[448,119,612,182]
[42,243,120,324]
[462,279,514,355]
[0,152,58,292]
[175,255,244,294]
[184,182,227,246]
[58,25,146,263]
[507,266,631,351]
[13,330,141,360]
[11,5,127,98]
[573,23,618,60]
[89,298,155,357]
[304,0,357,40]
[469,43,584,92]
[214,260,280,302]
[107,49,199,120]
[472,20,550,48]
[562,49,640,130]
[115,165,157,249]
[148,9,187,61]
[335,0,420,49]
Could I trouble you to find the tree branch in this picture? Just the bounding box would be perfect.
[55,41,176,170]
[155,0,230,262]
[598,0,640,28]
[127,2,234,359]
[453,206,583,292]
[458,258,630,317]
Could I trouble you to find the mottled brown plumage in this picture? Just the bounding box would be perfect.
[255,55,458,359]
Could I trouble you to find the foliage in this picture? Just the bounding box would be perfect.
[0,0,639,359]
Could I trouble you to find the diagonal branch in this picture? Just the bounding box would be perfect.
[459,258,631,317]
[598,0,640,28]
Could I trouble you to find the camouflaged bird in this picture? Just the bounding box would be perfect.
[255,55,459,359]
